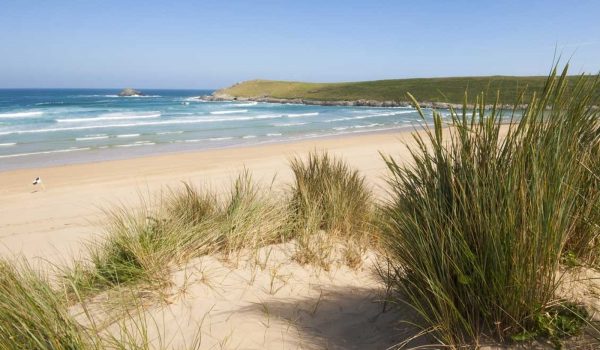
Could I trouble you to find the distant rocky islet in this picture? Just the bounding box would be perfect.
[118,88,144,97]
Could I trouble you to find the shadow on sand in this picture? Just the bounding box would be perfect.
[237,285,440,349]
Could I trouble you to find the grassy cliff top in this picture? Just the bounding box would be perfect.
[215,76,598,104]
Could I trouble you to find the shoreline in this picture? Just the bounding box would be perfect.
[0,130,416,262]
[0,124,416,173]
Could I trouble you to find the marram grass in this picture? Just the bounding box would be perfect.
[288,151,375,268]
[0,258,204,349]
[64,170,289,296]
[0,259,88,349]
[379,65,599,346]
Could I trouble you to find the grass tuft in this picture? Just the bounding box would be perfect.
[289,151,375,268]
[379,65,600,345]
[0,259,89,349]
[216,170,289,258]
[64,170,289,296]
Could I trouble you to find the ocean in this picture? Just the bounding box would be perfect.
[0,89,431,171]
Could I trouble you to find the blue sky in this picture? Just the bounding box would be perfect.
[1,0,599,88]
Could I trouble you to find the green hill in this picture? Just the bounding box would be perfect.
[214,76,599,105]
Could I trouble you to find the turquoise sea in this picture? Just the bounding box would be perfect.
[0,89,433,171]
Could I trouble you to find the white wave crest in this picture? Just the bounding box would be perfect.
[272,122,307,127]
[0,111,44,119]
[56,112,161,123]
[286,112,319,118]
[35,102,64,106]
[0,115,286,136]
[76,136,109,141]
[0,142,16,147]
[267,133,282,137]
[156,131,184,135]
[117,134,140,138]
[242,135,257,139]
[0,147,90,159]
[326,110,414,122]
[115,142,156,148]
[209,137,233,141]
[232,102,258,107]
[333,123,390,132]
[210,110,248,115]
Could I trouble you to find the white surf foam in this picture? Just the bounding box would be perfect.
[115,143,153,147]
[210,110,248,115]
[0,142,16,147]
[0,115,287,136]
[56,112,161,123]
[0,147,90,159]
[76,94,119,98]
[209,137,233,141]
[272,122,308,127]
[286,112,319,118]
[156,131,184,135]
[35,102,64,106]
[353,123,383,129]
[0,111,44,119]
[267,133,282,137]
[121,95,161,98]
[326,110,414,122]
[232,102,258,107]
[333,123,387,132]
[115,142,155,148]
[117,134,140,138]
[242,135,257,139]
[76,136,110,141]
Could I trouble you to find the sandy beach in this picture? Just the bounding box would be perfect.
[0,131,413,262]
[2,127,598,349]
[0,130,427,348]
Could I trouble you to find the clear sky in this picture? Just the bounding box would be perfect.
[1,0,599,89]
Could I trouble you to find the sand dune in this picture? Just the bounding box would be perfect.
[0,131,421,349]
[102,244,427,349]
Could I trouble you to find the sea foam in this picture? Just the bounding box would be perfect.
[0,111,44,118]
[0,147,90,159]
[56,112,161,123]
[76,136,110,141]
[232,102,258,107]
[286,112,319,118]
[210,110,248,115]
[326,110,414,122]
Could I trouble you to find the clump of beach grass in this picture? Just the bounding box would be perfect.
[64,203,200,297]
[64,170,289,297]
[216,170,289,258]
[288,151,375,268]
[566,139,600,266]
[166,182,218,227]
[379,65,599,346]
[0,259,89,349]
[0,257,205,349]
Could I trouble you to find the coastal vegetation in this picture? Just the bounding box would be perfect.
[379,65,600,346]
[213,75,600,106]
[1,64,599,348]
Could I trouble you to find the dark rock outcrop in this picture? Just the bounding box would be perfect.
[198,92,536,110]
